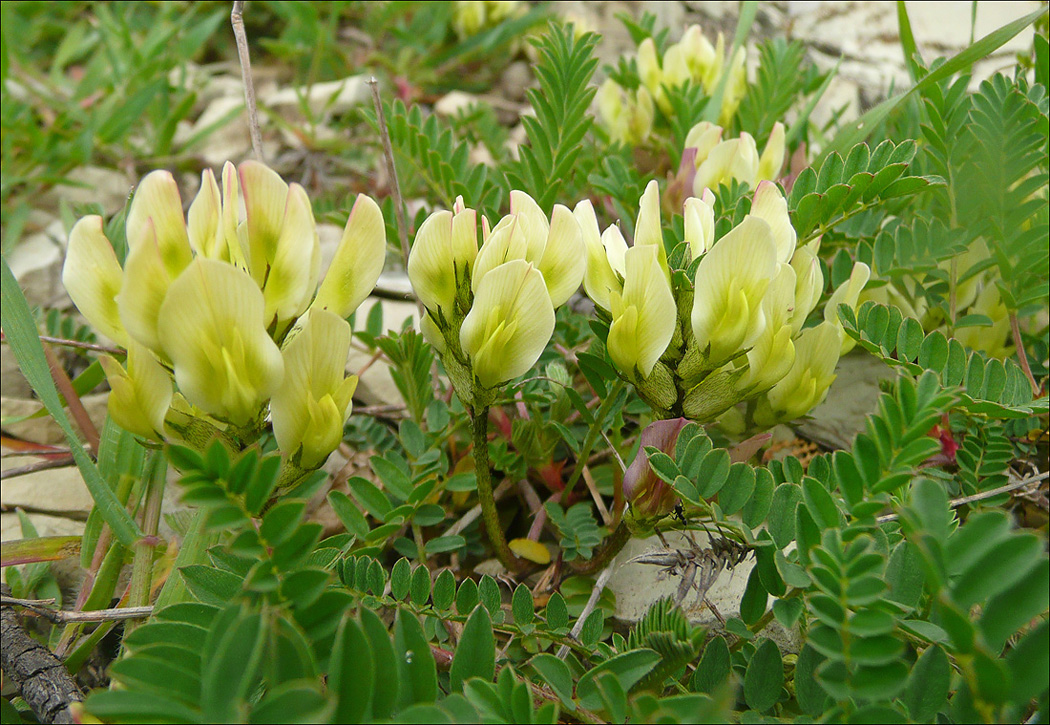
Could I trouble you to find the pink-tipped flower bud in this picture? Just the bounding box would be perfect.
[623,417,690,521]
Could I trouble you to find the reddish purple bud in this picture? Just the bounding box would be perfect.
[623,417,690,519]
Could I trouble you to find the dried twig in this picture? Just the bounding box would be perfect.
[367,77,411,275]
[0,455,75,479]
[43,344,98,456]
[0,332,123,356]
[556,564,614,659]
[876,470,1050,523]
[1010,312,1042,397]
[0,596,153,624]
[231,1,264,161]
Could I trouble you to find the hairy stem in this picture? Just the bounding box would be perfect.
[471,408,524,572]
[126,454,165,632]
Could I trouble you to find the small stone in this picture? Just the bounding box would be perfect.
[7,225,64,307]
[796,351,896,450]
[434,91,481,117]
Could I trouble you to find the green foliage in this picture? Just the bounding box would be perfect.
[842,301,1044,417]
[788,139,942,243]
[544,501,602,561]
[735,38,824,141]
[939,74,1048,312]
[505,23,599,210]
[381,100,506,216]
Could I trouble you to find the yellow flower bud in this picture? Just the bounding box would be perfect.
[157,259,284,426]
[239,161,320,328]
[459,260,555,389]
[271,309,358,469]
[684,122,725,167]
[574,199,625,311]
[743,263,797,393]
[407,206,477,319]
[758,122,786,182]
[99,341,172,441]
[634,180,670,282]
[472,192,583,307]
[637,38,663,99]
[694,133,761,194]
[119,171,194,352]
[789,242,824,335]
[720,46,748,124]
[683,192,715,261]
[63,216,127,347]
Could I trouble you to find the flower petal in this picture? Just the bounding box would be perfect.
[509,190,549,263]
[240,160,289,285]
[118,218,179,353]
[758,122,785,181]
[748,181,796,264]
[407,210,454,314]
[99,341,172,440]
[125,170,192,275]
[264,183,319,326]
[683,195,715,261]
[271,308,354,468]
[63,216,127,346]
[187,169,223,259]
[158,259,284,425]
[471,213,530,292]
[314,193,387,319]
[537,204,584,307]
[460,260,554,389]
[574,199,620,311]
[692,216,778,366]
[607,245,676,381]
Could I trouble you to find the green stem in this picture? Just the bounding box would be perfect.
[560,379,626,507]
[472,407,525,572]
[126,453,166,630]
[154,508,213,610]
[569,520,631,575]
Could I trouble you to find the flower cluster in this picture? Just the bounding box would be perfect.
[407,192,584,410]
[451,0,523,40]
[63,162,385,470]
[682,120,785,195]
[579,178,868,426]
[598,25,747,145]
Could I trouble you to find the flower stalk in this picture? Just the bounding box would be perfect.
[471,407,525,572]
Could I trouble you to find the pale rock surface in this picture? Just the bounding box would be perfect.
[0,393,109,447]
[6,220,66,307]
[1,462,95,519]
[608,530,800,652]
[0,512,85,542]
[796,352,898,450]
[46,166,131,217]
